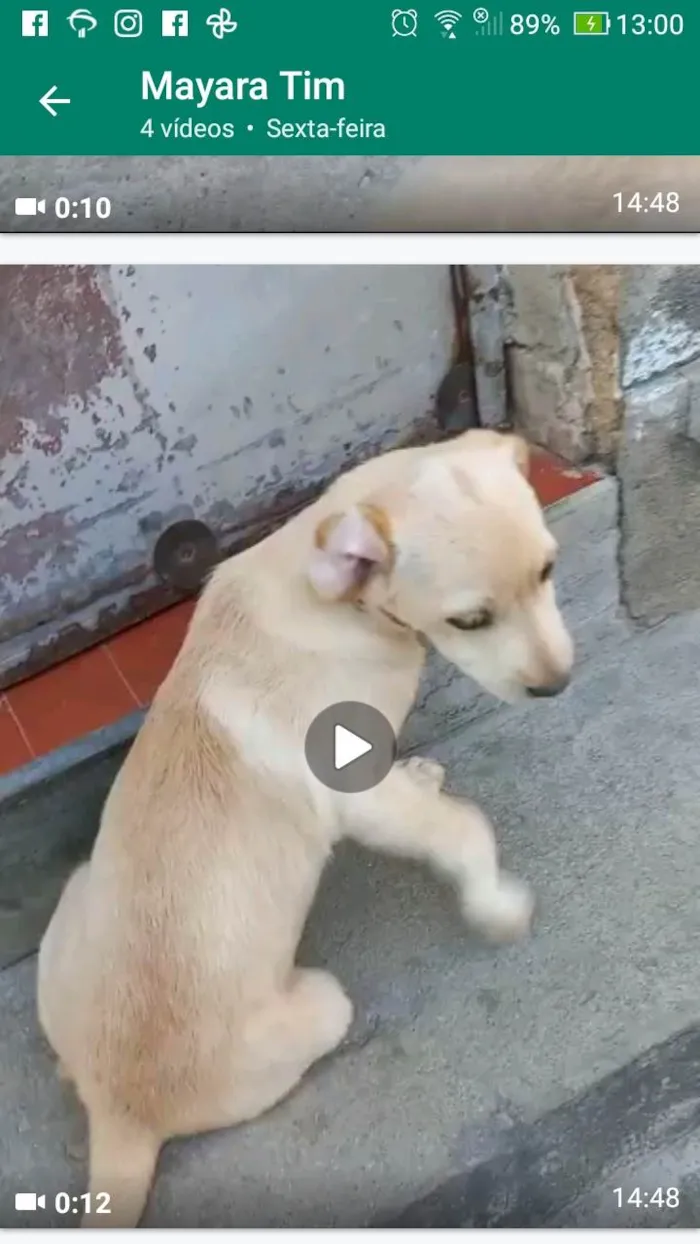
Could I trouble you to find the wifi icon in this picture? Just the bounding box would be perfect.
[435,8,462,36]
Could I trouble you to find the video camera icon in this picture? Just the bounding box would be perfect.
[15,197,47,216]
[15,1193,46,1211]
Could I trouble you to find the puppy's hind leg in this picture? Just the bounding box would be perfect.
[80,970,350,1229]
[237,968,353,1121]
[81,1110,160,1228]
[81,969,353,1226]
[195,968,353,1134]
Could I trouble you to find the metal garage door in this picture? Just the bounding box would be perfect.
[0,265,461,689]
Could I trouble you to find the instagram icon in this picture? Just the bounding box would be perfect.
[113,8,142,36]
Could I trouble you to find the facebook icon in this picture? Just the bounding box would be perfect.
[22,9,49,35]
[162,9,188,35]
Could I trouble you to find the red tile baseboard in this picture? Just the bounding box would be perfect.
[529,451,601,507]
[7,645,138,760]
[0,696,34,773]
[107,599,197,707]
[0,450,602,777]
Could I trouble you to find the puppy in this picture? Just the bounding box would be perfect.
[37,429,573,1227]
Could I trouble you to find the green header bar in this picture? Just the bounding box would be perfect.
[1,1,695,155]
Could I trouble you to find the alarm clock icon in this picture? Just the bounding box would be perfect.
[392,9,418,35]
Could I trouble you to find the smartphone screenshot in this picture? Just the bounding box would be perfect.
[1,0,700,1236]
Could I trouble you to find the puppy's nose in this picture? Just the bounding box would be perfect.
[526,673,570,698]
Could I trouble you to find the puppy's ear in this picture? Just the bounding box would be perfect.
[308,505,392,601]
[455,429,530,476]
[502,432,530,476]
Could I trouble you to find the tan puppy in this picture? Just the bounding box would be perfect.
[37,430,573,1228]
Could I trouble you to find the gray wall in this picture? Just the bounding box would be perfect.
[492,264,700,626]
[618,266,700,624]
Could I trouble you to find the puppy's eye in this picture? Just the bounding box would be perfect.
[540,560,555,583]
[446,611,493,632]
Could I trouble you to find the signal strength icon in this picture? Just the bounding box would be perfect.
[435,9,462,37]
[473,8,504,33]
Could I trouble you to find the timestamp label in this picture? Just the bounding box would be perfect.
[614,191,680,216]
[13,196,113,223]
[14,1191,112,1217]
[614,1186,680,1212]
[56,1191,111,1216]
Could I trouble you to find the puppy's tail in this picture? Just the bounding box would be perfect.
[81,1110,160,1228]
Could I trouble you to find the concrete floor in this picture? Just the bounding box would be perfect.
[2,477,700,1227]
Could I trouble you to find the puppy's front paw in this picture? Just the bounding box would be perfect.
[400,756,446,790]
[462,872,535,944]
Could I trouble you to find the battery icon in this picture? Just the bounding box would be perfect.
[15,1193,46,1211]
[573,11,610,34]
[14,197,47,216]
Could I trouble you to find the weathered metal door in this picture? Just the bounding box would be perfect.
[0,265,454,689]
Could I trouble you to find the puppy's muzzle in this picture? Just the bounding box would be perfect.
[526,673,570,698]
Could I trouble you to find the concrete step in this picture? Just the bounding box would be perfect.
[389,1025,700,1228]
[2,475,700,1226]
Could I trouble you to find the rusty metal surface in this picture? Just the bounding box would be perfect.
[0,265,453,689]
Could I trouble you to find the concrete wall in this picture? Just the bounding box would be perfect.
[618,266,700,624]
[503,266,621,465]
[0,265,453,686]
[502,263,700,627]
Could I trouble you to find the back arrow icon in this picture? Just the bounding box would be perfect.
[40,86,71,117]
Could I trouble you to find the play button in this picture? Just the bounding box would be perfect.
[305,701,397,793]
[334,723,372,770]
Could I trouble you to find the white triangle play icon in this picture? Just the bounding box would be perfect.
[334,723,372,770]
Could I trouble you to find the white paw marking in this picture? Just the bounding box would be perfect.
[401,757,446,789]
[463,872,535,944]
